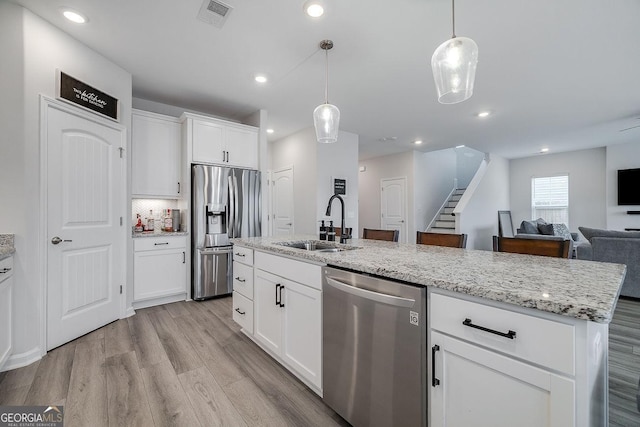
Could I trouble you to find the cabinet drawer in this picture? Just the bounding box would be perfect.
[254,251,322,290]
[0,256,14,282]
[232,291,253,334]
[134,236,186,252]
[431,292,575,375]
[232,246,254,265]
[233,261,253,299]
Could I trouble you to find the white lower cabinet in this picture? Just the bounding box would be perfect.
[133,236,187,303]
[253,268,322,391]
[430,331,574,427]
[0,256,14,371]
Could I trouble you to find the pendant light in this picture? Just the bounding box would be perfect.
[431,0,478,104]
[313,40,340,143]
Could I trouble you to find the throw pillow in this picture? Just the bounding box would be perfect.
[536,218,549,226]
[552,223,573,240]
[538,223,555,235]
[519,220,540,234]
[578,226,640,243]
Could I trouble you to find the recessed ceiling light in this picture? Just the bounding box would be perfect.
[266,128,274,134]
[540,148,549,153]
[303,0,324,17]
[379,136,397,142]
[62,9,87,24]
[414,140,423,145]
[477,111,490,118]
[455,145,465,148]
[254,75,268,83]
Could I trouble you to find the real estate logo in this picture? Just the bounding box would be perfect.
[0,406,64,427]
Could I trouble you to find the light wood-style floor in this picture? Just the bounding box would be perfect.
[1,296,639,426]
[0,297,348,427]
[610,297,640,427]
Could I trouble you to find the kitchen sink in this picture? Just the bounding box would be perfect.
[275,240,360,252]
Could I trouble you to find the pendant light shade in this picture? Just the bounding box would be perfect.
[431,0,478,104]
[313,40,340,143]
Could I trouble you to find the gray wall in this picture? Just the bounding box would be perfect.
[456,146,485,189]
[414,150,457,233]
[509,147,606,233]
[606,141,640,231]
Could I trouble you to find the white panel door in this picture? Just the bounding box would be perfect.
[226,125,258,169]
[253,269,283,355]
[192,119,225,164]
[431,331,575,427]
[272,167,294,236]
[46,104,124,350]
[381,177,407,242]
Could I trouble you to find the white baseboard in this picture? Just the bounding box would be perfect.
[132,293,187,310]
[2,346,42,372]
[124,306,136,318]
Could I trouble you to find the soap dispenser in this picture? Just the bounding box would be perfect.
[319,220,327,240]
[327,220,335,242]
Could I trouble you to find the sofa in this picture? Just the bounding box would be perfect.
[515,218,578,257]
[577,227,640,298]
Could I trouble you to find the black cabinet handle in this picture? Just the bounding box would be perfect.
[275,284,281,306]
[177,182,181,194]
[0,267,11,274]
[235,307,245,315]
[431,345,440,387]
[463,318,516,339]
[154,242,169,246]
[279,285,285,308]
[234,252,245,257]
[235,277,246,283]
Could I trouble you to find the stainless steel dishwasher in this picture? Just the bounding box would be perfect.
[322,266,427,427]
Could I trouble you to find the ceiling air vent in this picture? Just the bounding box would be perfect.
[198,0,233,28]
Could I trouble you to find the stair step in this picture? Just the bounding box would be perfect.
[443,207,454,214]
[450,195,462,202]
[439,214,455,221]
[435,220,455,228]
[447,201,458,208]
[429,227,456,234]
[454,189,466,195]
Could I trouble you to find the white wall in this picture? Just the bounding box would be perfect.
[509,147,606,233]
[270,128,318,235]
[456,147,485,189]
[0,3,133,368]
[358,151,414,240]
[606,141,640,231]
[414,150,457,234]
[317,131,359,235]
[458,156,510,250]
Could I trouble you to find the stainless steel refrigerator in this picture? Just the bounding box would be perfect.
[192,164,261,300]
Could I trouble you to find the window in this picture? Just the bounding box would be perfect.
[531,175,569,225]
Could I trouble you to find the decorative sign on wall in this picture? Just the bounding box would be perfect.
[333,177,347,196]
[56,70,119,121]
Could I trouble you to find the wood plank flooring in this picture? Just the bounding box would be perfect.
[0,297,347,427]
[1,296,639,426]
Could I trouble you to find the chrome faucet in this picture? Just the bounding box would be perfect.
[325,194,351,244]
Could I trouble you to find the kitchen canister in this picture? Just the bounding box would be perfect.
[172,209,180,232]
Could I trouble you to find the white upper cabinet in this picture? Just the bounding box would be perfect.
[132,110,182,198]
[183,112,258,169]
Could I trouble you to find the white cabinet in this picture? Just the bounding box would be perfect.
[253,267,322,391]
[133,236,187,302]
[429,291,587,427]
[183,112,258,169]
[0,256,13,371]
[232,246,254,334]
[132,109,182,198]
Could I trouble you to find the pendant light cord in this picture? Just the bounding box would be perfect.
[451,0,456,38]
[325,47,329,104]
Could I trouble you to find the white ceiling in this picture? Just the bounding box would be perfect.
[13,0,640,159]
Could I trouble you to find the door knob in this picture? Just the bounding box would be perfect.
[51,236,72,245]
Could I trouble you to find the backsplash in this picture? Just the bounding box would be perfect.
[0,234,14,247]
[132,199,186,231]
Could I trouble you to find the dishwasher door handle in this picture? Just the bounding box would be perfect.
[325,277,415,308]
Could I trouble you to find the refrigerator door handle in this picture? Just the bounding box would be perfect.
[233,173,240,237]
[227,175,235,238]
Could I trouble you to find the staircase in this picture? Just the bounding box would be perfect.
[428,188,465,234]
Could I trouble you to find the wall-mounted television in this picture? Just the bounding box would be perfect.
[618,168,640,205]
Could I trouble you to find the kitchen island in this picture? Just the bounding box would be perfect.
[231,235,626,427]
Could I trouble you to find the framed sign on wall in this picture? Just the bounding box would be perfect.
[332,177,347,196]
[56,70,119,121]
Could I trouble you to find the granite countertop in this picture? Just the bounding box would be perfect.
[132,231,188,238]
[232,235,627,324]
[0,234,15,261]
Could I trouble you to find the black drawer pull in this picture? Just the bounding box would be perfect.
[463,318,516,339]
[235,277,246,283]
[0,267,11,274]
[235,252,245,257]
[234,308,245,315]
[154,242,169,246]
[431,345,440,387]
